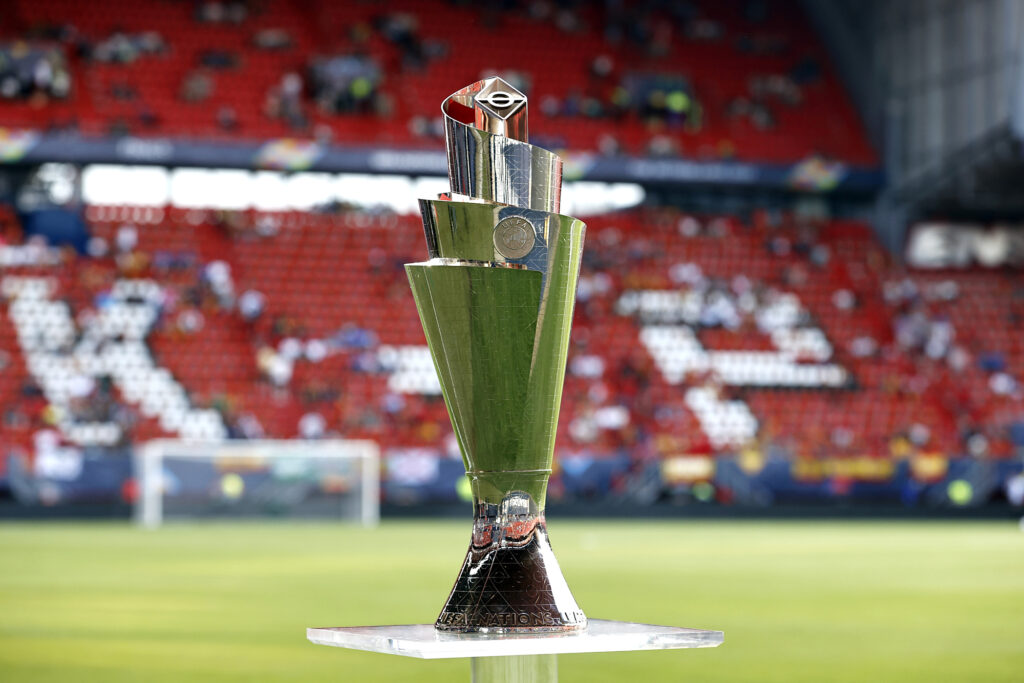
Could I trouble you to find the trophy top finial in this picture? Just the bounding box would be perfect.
[441,77,559,212]
[443,77,528,143]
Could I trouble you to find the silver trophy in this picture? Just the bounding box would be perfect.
[406,78,588,633]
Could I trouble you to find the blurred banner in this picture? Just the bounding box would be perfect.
[907,222,1024,268]
[6,447,1019,511]
[0,131,884,193]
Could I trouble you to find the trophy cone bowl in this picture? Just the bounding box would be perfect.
[406,78,587,633]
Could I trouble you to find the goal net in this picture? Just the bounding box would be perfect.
[134,439,379,528]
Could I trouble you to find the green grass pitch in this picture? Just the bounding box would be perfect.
[1,520,1022,681]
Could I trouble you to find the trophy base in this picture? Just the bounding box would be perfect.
[308,619,725,657]
[436,516,586,634]
[309,620,724,683]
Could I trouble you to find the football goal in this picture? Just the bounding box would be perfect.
[134,439,379,528]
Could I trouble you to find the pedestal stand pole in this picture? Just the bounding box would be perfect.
[471,654,557,683]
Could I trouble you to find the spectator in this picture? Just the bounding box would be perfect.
[373,13,427,69]
[115,224,137,253]
[308,56,381,115]
[253,28,293,51]
[265,71,306,128]
[216,106,239,131]
[238,289,265,322]
[199,49,238,69]
[298,412,326,439]
[91,31,166,63]
[234,412,265,439]
[181,69,213,102]
[196,1,248,24]
[202,260,234,309]
[0,45,70,100]
[256,346,291,387]
[176,308,204,335]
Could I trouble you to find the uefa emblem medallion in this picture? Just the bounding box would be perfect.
[493,217,536,260]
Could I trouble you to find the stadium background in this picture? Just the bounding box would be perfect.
[0,0,1022,681]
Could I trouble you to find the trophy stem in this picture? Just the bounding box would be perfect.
[436,478,586,633]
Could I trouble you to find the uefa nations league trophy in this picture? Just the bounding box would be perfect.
[306,79,721,681]
[405,77,587,633]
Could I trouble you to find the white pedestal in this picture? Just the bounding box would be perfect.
[307,619,723,682]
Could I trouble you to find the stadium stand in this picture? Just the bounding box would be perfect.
[0,0,876,164]
[0,0,1020,507]
[1,203,1021,501]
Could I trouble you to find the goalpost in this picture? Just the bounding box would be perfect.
[134,439,380,528]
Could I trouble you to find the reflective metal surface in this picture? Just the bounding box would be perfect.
[418,199,583,285]
[446,77,529,142]
[442,77,562,213]
[406,78,587,633]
